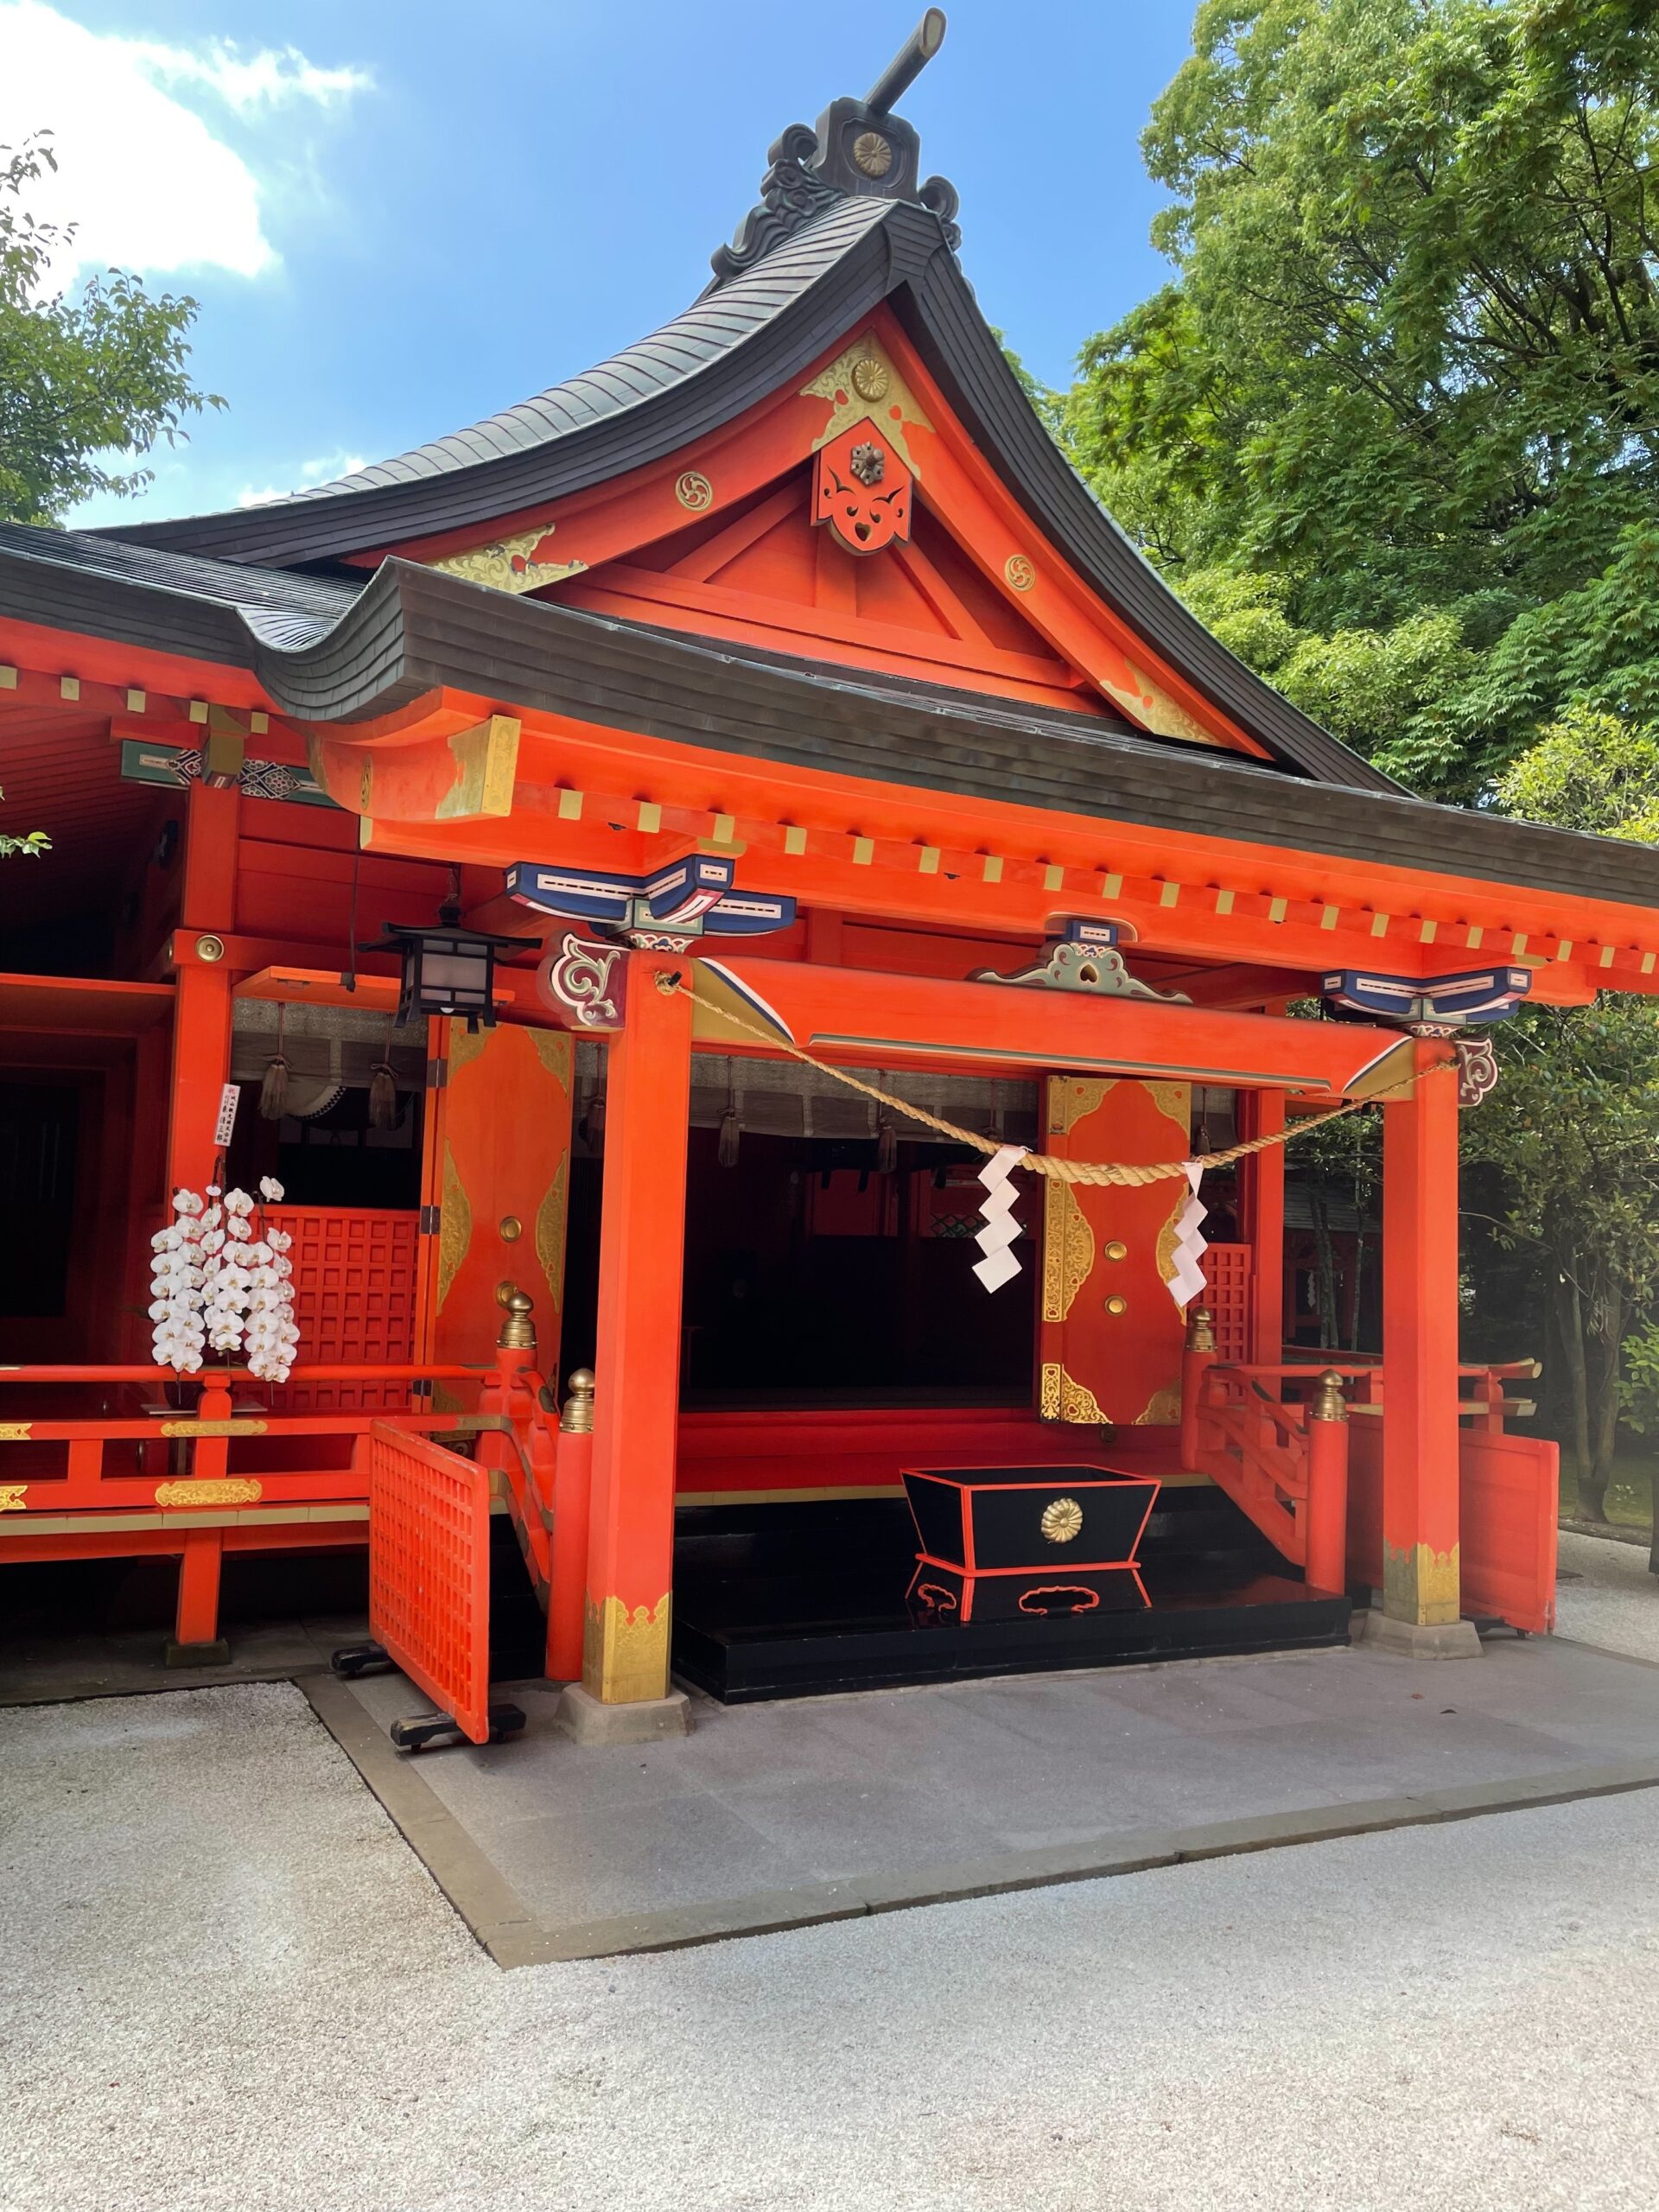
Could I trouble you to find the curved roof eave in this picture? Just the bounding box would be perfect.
[97,194,1388,789]
[3,536,1650,919]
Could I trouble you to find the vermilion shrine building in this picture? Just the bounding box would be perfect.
[3,24,1652,1730]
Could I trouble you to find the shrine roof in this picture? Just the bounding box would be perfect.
[3,525,1656,917]
[80,149,1378,787]
[0,524,359,648]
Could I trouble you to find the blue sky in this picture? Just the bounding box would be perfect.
[3,0,1198,528]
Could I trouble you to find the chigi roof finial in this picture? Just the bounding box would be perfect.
[709,10,961,289]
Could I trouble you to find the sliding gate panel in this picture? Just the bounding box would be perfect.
[366,1421,492,1744]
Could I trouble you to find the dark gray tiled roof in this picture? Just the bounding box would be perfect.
[233,197,894,505]
[0,525,357,645]
[3,530,1657,918]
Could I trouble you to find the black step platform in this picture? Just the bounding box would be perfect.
[671,1490,1351,1704]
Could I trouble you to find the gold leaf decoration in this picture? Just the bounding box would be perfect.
[435,715,520,822]
[1039,1362,1108,1426]
[535,1154,569,1315]
[1046,1076,1115,1137]
[1145,1080,1192,1135]
[528,1029,573,1087]
[1043,1179,1096,1324]
[1382,1541,1462,1627]
[156,1420,268,1440]
[154,1478,264,1506]
[1096,664,1219,747]
[1134,1382,1184,1427]
[582,1592,672,1703]
[801,339,931,469]
[436,1143,472,1314]
[430,522,587,594]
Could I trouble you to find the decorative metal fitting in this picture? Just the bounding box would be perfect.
[849,441,886,486]
[1312,1369,1348,1422]
[560,1369,596,1435]
[852,130,893,179]
[497,1288,537,1351]
[1040,1496,1083,1545]
[1185,1305,1217,1353]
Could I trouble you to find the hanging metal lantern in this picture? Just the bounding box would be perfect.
[363,898,535,1033]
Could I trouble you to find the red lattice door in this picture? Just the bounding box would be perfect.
[267,1208,419,1414]
[1200,1243,1252,1364]
[366,1421,492,1743]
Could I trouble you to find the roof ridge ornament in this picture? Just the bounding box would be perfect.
[708,10,960,290]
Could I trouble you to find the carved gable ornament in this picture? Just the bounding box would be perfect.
[429,521,587,595]
[813,416,913,555]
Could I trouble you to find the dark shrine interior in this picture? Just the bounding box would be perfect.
[680,1128,1038,1405]
[558,1126,1039,1408]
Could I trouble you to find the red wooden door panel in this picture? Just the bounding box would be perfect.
[1039,1077,1190,1428]
[423,1021,573,1382]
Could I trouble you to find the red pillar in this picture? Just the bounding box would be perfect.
[168,1371,233,1662]
[165,781,240,1196]
[1244,1089,1286,1364]
[169,1530,226,1661]
[1303,1371,1351,1596]
[582,955,692,1703]
[1381,1058,1462,1625]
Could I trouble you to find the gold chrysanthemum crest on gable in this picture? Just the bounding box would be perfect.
[802,337,931,471]
[429,521,588,594]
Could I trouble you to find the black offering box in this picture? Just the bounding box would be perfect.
[901,1465,1160,1624]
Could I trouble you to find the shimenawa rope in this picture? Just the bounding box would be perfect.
[665,970,1441,1189]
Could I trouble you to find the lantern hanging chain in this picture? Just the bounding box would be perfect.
[661,969,1450,1187]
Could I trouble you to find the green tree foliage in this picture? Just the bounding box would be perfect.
[0,134,223,525]
[1064,0,1659,796]
[1459,709,1659,1523]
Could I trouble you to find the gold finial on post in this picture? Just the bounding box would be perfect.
[560,1369,595,1435]
[1313,1369,1348,1422]
[1185,1305,1216,1353]
[498,1288,537,1351]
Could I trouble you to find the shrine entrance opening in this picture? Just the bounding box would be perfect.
[677,1056,1039,1408]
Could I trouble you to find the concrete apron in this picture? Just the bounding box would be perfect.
[302,1634,1659,1967]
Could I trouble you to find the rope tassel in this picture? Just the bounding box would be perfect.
[367,1016,398,1131]
[258,1002,290,1122]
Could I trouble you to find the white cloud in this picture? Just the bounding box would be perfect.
[238,451,367,506]
[0,2,371,283]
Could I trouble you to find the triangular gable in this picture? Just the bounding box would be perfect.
[562,467,1102,716]
[384,315,1272,759]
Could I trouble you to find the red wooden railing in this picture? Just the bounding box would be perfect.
[0,1310,579,1656]
[1178,1310,1557,1630]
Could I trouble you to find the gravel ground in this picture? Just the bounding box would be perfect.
[1556,1528,1659,1664]
[4,1680,1659,2212]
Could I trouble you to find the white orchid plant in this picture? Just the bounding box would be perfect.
[149,1177,300,1382]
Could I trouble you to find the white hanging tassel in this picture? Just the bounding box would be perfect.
[1166,1160,1210,1310]
[972,1144,1027,1294]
